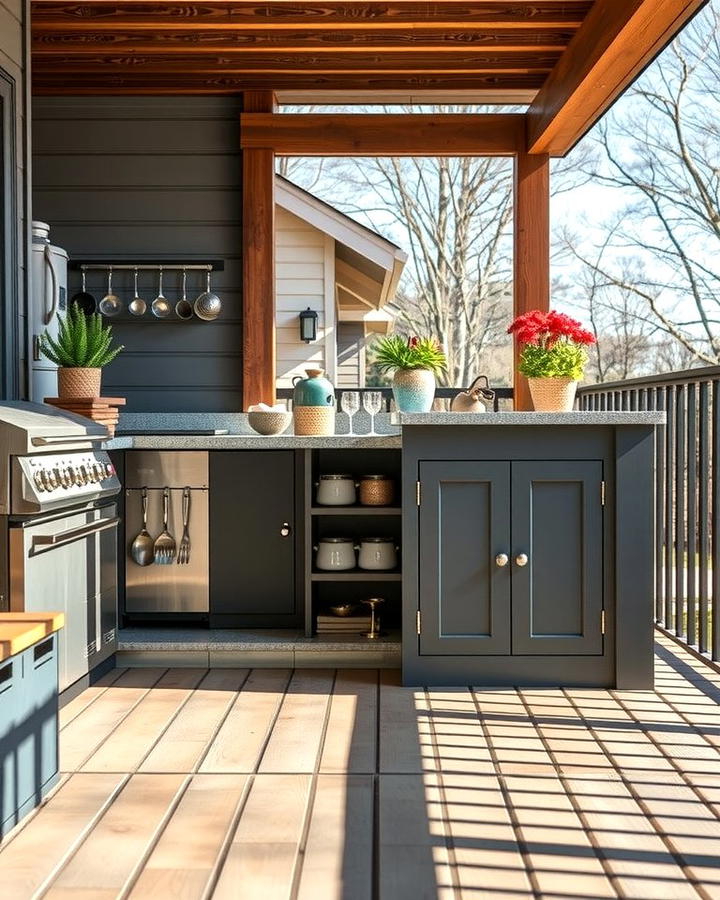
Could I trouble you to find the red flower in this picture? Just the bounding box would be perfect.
[508,309,595,347]
[408,336,420,349]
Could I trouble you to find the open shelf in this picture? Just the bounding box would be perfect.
[311,506,401,516]
[311,570,402,582]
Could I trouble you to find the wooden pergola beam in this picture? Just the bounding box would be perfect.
[513,149,550,411]
[240,113,526,156]
[527,0,707,156]
[242,90,277,410]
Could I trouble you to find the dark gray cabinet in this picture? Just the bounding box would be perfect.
[419,459,603,658]
[210,451,299,627]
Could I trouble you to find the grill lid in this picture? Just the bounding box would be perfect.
[0,401,109,455]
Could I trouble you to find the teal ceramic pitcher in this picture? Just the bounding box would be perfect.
[292,368,336,407]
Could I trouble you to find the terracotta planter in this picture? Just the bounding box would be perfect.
[528,377,578,412]
[57,367,101,400]
[392,368,436,413]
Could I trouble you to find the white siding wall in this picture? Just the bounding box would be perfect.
[275,207,336,387]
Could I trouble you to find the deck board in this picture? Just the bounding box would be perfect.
[2,634,720,899]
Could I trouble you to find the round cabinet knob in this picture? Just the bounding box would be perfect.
[280,523,292,537]
[515,553,529,567]
[495,553,509,567]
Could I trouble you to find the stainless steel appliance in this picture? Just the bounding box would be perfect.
[0,402,121,691]
[30,222,68,403]
[124,451,208,614]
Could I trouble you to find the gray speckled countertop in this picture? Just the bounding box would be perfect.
[395,411,667,426]
[106,433,402,450]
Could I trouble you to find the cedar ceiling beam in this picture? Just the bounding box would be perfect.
[31,31,575,53]
[32,73,545,94]
[30,1,592,30]
[242,89,276,410]
[240,112,526,156]
[527,0,708,155]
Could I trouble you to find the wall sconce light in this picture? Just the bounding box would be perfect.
[299,307,318,343]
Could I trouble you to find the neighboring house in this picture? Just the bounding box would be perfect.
[275,176,407,388]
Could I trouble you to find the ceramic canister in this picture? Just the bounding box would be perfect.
[316,474,357,506]
[358,475,394,506]
[292,368,336,407]
[315,537,357,571]
[357,537,398,571]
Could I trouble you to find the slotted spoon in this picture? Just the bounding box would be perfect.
[153,487,176,564]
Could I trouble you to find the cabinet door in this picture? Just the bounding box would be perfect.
[419,461,511,655]
[210,451,296,620]
[511,461,604,655]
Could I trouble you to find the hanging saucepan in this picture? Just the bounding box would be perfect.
[194,271,222,321]
[70,269,97,316]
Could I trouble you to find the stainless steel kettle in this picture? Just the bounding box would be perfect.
[450,375,495,413]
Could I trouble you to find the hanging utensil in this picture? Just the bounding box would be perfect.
[153,487,176,564]
[128,268,147,317]
[98,268,122,317]
[177,486,191,564]
[194,271,222,321]
[70,269,97,316]
[151,268,172,319]
[130,487,155,566]
[175,269,193,320]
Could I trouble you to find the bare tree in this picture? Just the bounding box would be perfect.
[562,4,720,368]
[279,107,515,387]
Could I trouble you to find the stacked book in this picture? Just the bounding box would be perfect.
[44,396,126,437]
[316,614,372,634]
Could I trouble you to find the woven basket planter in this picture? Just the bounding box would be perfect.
[294,406,335,436]
[528,377,578,412]
[57,367,101,400]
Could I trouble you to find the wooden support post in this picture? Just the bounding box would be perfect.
[513,150,550,411]
[242,90,276,409]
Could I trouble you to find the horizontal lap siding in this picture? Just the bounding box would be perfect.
[275,207,331,388]
[32,96,243,412]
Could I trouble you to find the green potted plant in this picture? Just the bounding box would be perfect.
[374,335,446,412]
[508,310,595,411]
[40,306,124,399]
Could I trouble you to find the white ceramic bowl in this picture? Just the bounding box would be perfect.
[247,410,293,436]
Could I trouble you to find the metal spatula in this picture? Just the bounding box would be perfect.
[153,487,176,564]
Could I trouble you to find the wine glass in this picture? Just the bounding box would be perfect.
[363,391,383,435]
[340,391,360,435]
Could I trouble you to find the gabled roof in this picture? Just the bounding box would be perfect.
[275,174,407,309]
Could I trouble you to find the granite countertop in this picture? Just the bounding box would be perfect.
[106,433,402,450]
[396,411,667,426]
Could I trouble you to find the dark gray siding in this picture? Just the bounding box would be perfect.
[32,96,243,412]
[0,0,29,398]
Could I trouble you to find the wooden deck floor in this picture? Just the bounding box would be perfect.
[3,633,720,899]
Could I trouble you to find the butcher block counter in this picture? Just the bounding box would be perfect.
[0,612,64,661]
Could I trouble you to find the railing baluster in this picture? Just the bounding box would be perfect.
[699,382,710,654]
[665,386,676,631]
[713,380,720,660]
[655,386,666,625]
[675,385,687,637]
[687,383,697,646]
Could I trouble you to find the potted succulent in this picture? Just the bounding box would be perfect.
[374,335,446,412]
[40,306,124,399]
[508,309,595,412]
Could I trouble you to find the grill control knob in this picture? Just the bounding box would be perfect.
[41,470,55,490]
[93,464,104,482]
[66,465,76,484]
[34,471,45,492]
[104,462,114,477]
[80,466,90,485]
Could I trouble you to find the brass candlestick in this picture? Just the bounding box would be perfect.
[362,597,385,640]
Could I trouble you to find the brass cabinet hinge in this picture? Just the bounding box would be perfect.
[416,480,422,506]
[416,610,422,635]
[601,609,606,635]
[601,480,606,506]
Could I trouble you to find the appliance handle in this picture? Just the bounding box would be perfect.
[44,244,59,325]
[32,516,120,552]
[31,434,108,446]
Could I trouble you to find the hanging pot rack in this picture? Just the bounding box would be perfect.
[68,259,225,272]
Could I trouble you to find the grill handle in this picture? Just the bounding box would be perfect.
[31,434,108,446]
[32,516,120,552]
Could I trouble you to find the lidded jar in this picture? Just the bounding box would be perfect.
[357,537,398,571]
[315,537,357,571]
[316,474,357,506]
[358,474,394,506]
